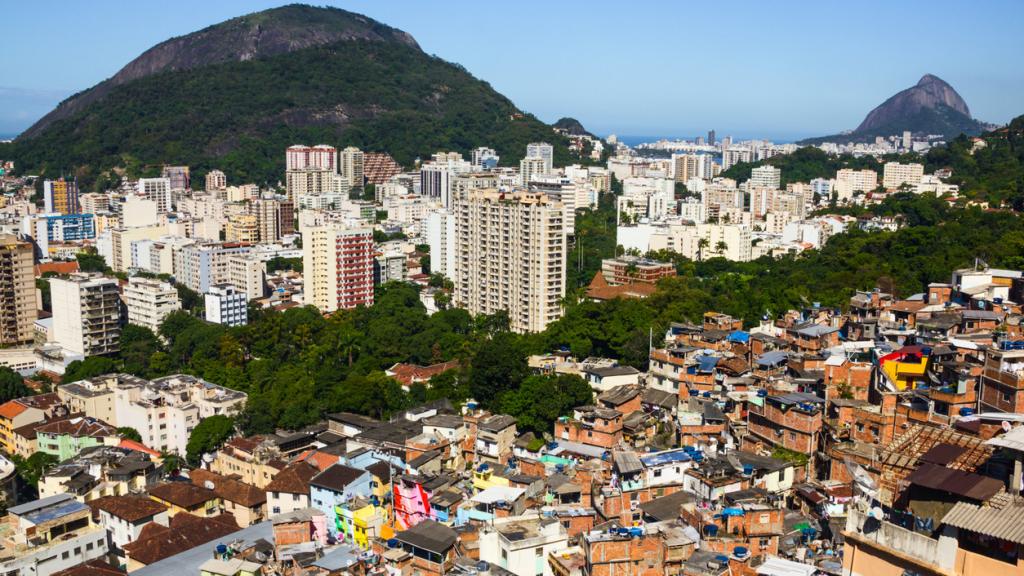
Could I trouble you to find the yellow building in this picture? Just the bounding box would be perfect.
[879,348,929,390]
[335,500,391,549]
[472,465,510,492]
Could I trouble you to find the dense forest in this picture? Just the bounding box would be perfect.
[53,192,1024,438]
[2,39,578,188]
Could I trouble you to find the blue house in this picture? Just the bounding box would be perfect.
[309,463,373,535]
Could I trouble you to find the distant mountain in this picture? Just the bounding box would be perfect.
[553,117,593,137]
[801,74,991,144]
[10,4,573,185]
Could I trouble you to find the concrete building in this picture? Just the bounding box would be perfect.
[205,284,248,327]
[526,142,554,173]
[479,516,568,576]
[286,167,347,206]
[749,165,781,190]
[50,274,122,356]
[0,494,110,576]
[426,210,457,280]
[44,178,80,214]
[160,166,190,192]
[227,254,266,300]
[286,144,337,172]
[835,169,878,200]
[226,214,260,244]
[882,162,925,191]
[301,222,375,313]
[519,157,547,187]
[339,146,365,193]
[251,197,294,243]
[453,189,566,333]
[0,235,37,346]
[58,373,246,455]
[205,169,227,191]
[21,213,96,254]
[137,178,173,214]
[174,242,251,293]
[471,147,499,169]
[123,276,181,334]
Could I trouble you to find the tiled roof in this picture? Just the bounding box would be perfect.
[123,513,239,566]
[189,469,266,508]
[148,482,218,509]
[309,464,366,492]
[52,560,124,576]
[265,460,320,494]
[386,360,460,386]
[89,495,168,522]
[585,272,657,301]
[0,401,28,420]
[36,416,116,439]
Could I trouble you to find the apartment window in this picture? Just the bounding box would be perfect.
[1004,392,1013,403]
[535,548,543,557]
[293,494,300,501]
[273,507,281,514]
[62,552,69,560]
[74,547,81,556]
[86,543,93,551]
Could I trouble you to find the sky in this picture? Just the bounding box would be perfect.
[1,0,1022,140]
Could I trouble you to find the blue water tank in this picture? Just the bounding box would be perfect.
[733,546,749,558]
[704,525,718,537]
[756,389,767,397]
[959,407,975,416]
[715,555,729,564]
[216,544,228,555]
[629,527,643,537]
[742,464,754,476]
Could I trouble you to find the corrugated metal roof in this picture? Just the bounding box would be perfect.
[906,463,1003,501]
[612,450,644,474]
[942,501,1024,544]
[986,426,1024,452]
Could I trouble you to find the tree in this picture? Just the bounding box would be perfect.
[62,356,118,383]
[715,241,729,256]
[697,238,710,262]
[117,427,143,442]
[0,367,31,404]
[185,415,235,465]
[498,374,592,434]
[13,452,58,488]
[469,332,527,407]
[119,324,163,377]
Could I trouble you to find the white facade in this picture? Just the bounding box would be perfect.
[479,516,568,576]
[749,165,781,190]
[882,162,924,191]
[205,284,248,326]
[50,274,122,356]
[526,142,554,173]
[425,209,456,279]
[137,178,173,214]
[98,507,169,550]
[123,276,181,334]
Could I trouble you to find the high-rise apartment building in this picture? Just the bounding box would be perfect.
[44,178,80,215]
[286,144,337,172]
[882,162,924,191]
[225,214,260,244]
[471,147,500,170]
[286,168,347,207]
[526,142,554,174]
[123,276,181,334]
[79,193,110,215]
[50,274,122,356]
[749,165,781,190]
[834,169,879,200]
[137,178,173,214]
[205,284,248,327]
[670,153,713,183]
[0,235,37,345]
[205,170,227,191]
[301,222,375,313]
[425,210,456,279]
[227,254,266,300]
[707,130,716,146]
[519,157,547,187]
[339,147,365,193]
[160,166,191,191]
[901,130,912,151]
[453,189,566,333]
[174,242,252,293]
[251,197,295,243]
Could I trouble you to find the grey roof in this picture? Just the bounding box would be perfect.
[479,414,516,432]
[587,365,640,378]
[756,351,789,367]
[612,451,644,474]
[395,519,457,554]
[597,385,641,406]
[8,493,76,516]
[642,388,677,409]
[312,546,360,571]
[942,501,1024,544]
[793,324,839,338]
[770,392,825,406]
[640,491,693,521]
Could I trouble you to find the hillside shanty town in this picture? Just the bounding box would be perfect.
[0,264,1020,576]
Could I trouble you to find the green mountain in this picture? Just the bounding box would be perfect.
[801,74,992,145]
[8,4,573,186]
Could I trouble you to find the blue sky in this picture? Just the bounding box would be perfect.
[1,0,1021,139]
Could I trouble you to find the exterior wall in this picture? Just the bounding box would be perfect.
[100,509,169,550]
[268,491,309,517]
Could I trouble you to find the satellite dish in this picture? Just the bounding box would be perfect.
[204,480,216,490]
[1003,421,1013,433]
[869,506,884,519]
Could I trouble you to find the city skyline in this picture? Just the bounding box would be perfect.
[1,0,1022,139]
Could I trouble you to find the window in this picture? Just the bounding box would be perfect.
[74,547,81,556]
[272,507,281,514]
[535,548,543,557]
[293,494,300,501]
[62,552,69,560]
[86,543,93,551]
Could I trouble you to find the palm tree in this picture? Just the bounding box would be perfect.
[335,328,362,367]
[715,241,729,257]
[697,238,710,261]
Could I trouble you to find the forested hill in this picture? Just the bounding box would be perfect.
[6,4,574,187]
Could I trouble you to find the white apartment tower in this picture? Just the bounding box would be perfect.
[286,144,337,172]
[301,221,375,313]
[137,178,173,214]
[205,170,227,191]
[519,157,547,187]
[339,147,365,193]
[882,162,924,191]
[123,276,181,334]
[453,189,566,333]
[749,165,781,190]
[526,142,554,173]
[205,284,248,327]
[50,274,122,356]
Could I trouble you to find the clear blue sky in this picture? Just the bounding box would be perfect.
[1,0,1022,139]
